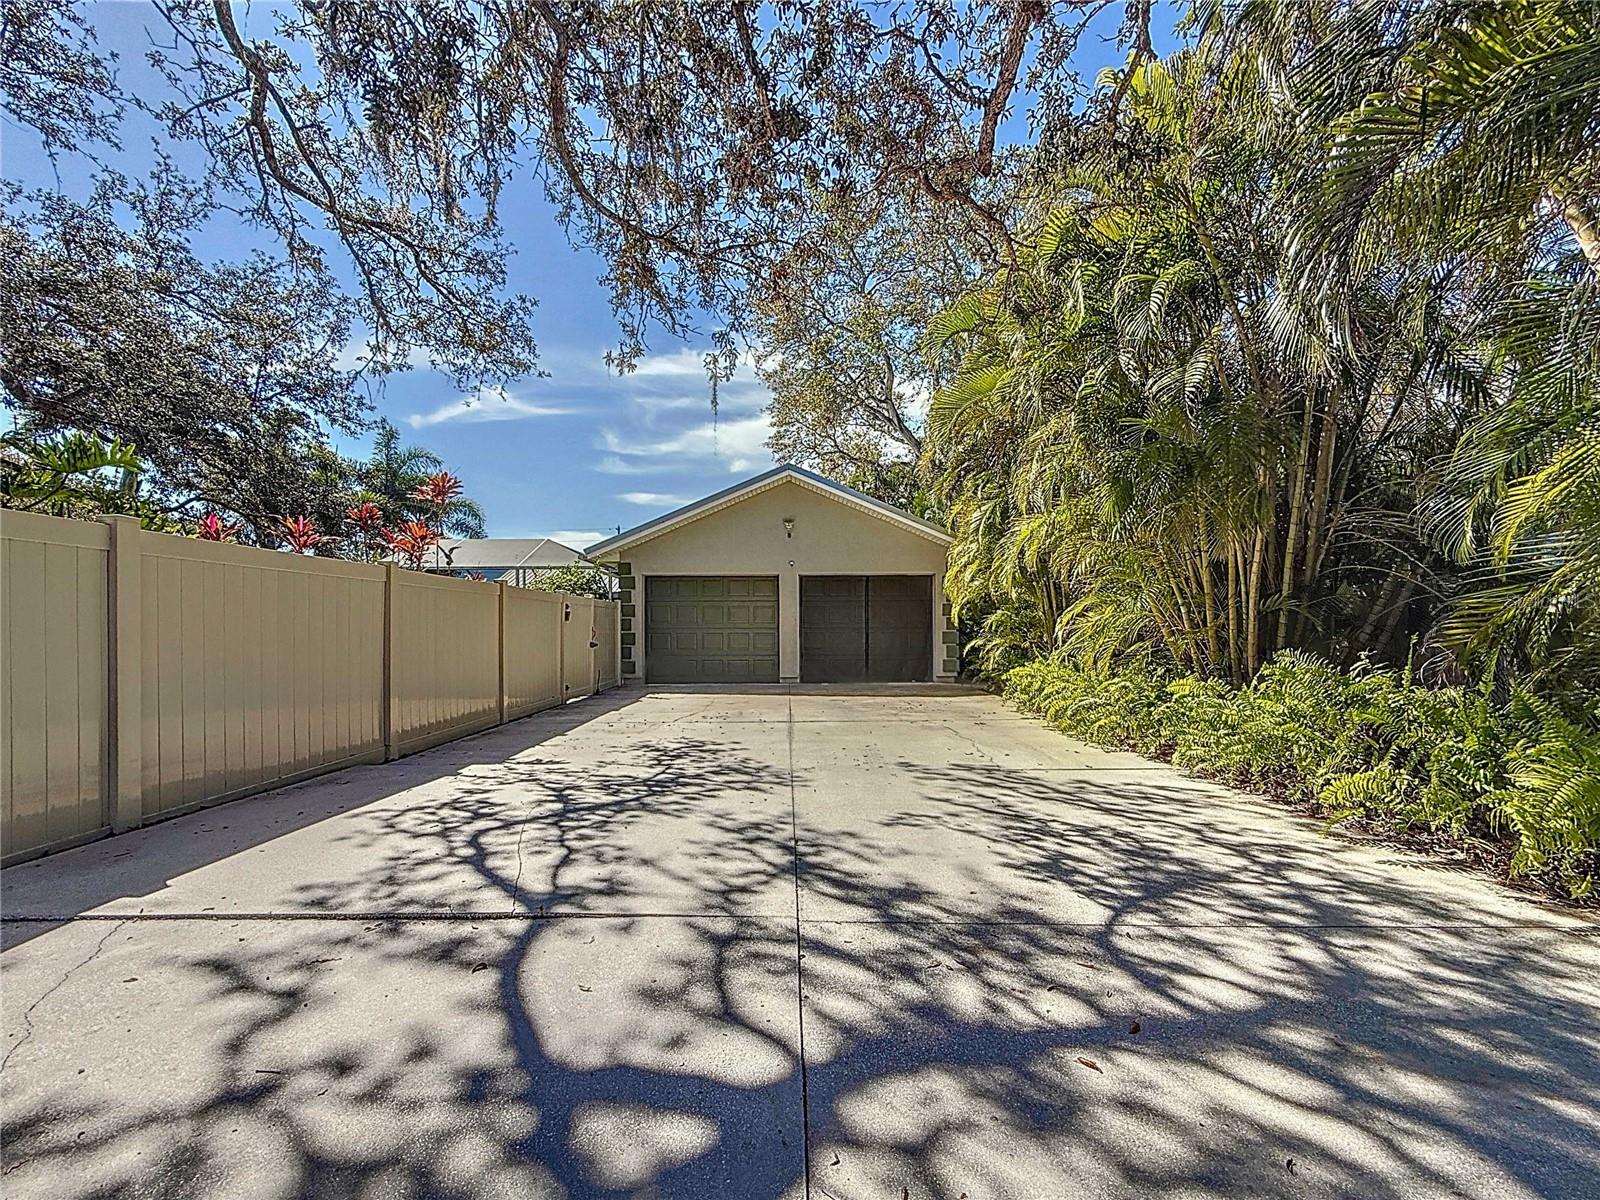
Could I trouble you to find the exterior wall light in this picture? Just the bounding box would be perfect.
[783,518,795,537]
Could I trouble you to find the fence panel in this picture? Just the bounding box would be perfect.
[503,586,564,719]
[1,514,623,864]
[594,599,621,690]
[137,535,387,820]
[390,570,501,754]
[1,511,110,860]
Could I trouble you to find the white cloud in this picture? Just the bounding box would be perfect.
[406,386,577,428]
[594,455,659,476]
[600,414,773,472]
[626,348,716,378]
[519,530,610,550]
[625,387,765,414]
[583,344,776,485]
[620,492,691,507]
[593,347,771,416]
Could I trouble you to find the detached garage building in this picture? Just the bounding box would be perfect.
[586,465,959,684]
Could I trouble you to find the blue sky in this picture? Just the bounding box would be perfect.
[2,3,1165,548]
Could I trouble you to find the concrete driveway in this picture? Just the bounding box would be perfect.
[3,686,1597,1200]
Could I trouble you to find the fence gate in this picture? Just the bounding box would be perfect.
[561,596,598,700]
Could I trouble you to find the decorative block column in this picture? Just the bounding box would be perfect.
[615,563,637,677]
[940,596,961,679]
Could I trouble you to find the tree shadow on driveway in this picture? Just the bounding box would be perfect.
[798,759,1600,1198]
[2,700,1597,1199]
[0,691,648,943]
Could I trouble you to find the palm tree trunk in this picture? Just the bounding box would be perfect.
[1276,386,1316,650]
[1228,537,1241,681]
[1301,391,1339,592]
[1198,530,1221,674]
[1246,526,1266,676]
[1554,188,1600,276]
[1377,578,1417,656]
[1351,567,1401,664]
[1037,579,1056,652]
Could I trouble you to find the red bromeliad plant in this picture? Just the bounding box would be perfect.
[193,511,243,542]
[409,471,463,509]
[341,501,388,562]
[381,519,442,569]
[364,473,463,572]
[279,515,323,554]
[345,501,383,532]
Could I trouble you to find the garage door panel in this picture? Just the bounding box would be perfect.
[645,576,780,683]
[867,575,932,681]
[800,577,866,682]
[801,575,932,683]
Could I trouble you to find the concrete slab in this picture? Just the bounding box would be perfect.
[3,685,1595,1199]
[788,714,1588,928]
[1,915,807,1200]
[2,698,796,921]
[799,919,1600,1200]
[783,691,1138,775]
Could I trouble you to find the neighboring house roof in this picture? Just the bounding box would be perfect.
[586,463,953,559]
[419,537,586,571]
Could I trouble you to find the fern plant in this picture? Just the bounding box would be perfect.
[1005,652,1596,900]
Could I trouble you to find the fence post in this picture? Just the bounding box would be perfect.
[496,580,508,725]
[614,596,623,691]
[382,563,398,761]
[102,515,143,832]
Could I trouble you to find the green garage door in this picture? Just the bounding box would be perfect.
[645,576,780,683]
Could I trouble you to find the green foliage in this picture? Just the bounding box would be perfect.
[1,430,141,514]
[929,0,1600,714]
[1494,692,1600,894]
[1005,655,1598,899]
[0,429,181,532]
[1,169,369,541]
[529,565,614,600]
[950,3,1600,903]
[356,420,486,540]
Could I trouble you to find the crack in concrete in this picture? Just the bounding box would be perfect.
[1,918,128,1075]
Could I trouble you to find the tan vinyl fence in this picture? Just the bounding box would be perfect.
[1,511,620,865]
[595,599,621,692]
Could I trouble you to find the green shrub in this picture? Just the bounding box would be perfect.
[1003,654,1598,900]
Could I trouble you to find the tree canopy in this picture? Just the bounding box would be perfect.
[1,0,1141,376]
[0,168,369,541]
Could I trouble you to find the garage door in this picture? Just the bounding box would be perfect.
[801,575,932,682]
[645,576,779,683]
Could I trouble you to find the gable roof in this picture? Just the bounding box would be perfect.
[586,464,952,558]
[417,537,585,571]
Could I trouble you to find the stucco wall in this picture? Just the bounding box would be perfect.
[595,478,958,682]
